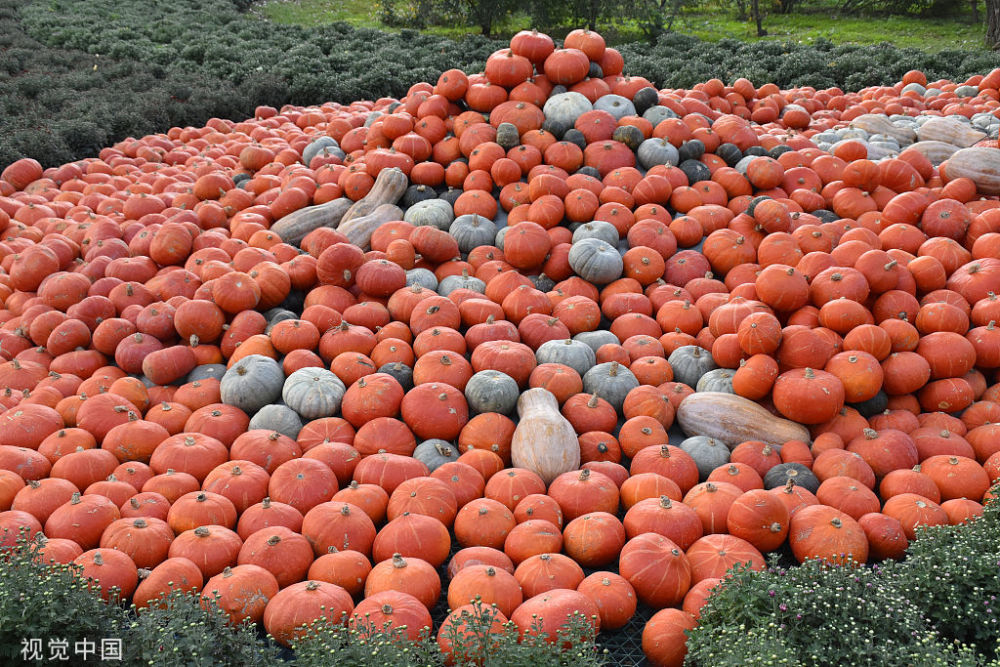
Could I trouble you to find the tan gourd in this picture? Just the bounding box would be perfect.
[905,141,960,166]
[269,197,352,246]
[943,147,1000,195]
[848,114,916,146]
[337,203,404,251]
[916,117,986,148]
[677,391,811,449]
[511,388,581,484]
[339,167,409,225]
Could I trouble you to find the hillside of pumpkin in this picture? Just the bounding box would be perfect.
[8,0,1000,170]
[1,24,1000,667]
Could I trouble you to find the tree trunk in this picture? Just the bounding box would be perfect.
[989,0,1000,48]
[752,0,767,36]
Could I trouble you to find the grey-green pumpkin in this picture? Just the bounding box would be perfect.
[668,345,718,388]
[696,368,736,394]
[680,435,731,481]
[220,354,284,415]
[438,273,485,297]
[281,367,346,420]
[573,330,620,353]
[464,370,520,415]
[582,361,639,414]
[404,198,453,230]
[449,214,497,253]
[535,339,596,377]
[571,220,619,246]
[413,439,461,472]
[568,238,623,285]
[248,403,303,440]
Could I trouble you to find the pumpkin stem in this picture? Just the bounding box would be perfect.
[863,428,878,440]
[392,553,407,568]
[194,526,211,537]
[579,469,590,481]
[659,496,673,509]
[267,535,281,546]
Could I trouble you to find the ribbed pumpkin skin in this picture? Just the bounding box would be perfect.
[788,504,869,565]
[264,580,354,647]
[618,532,692,608]
[220,355,285,415]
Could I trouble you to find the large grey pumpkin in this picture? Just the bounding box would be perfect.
[680,435,731,480]
[405,268,438,290]
[574,330,620,352]
[638,138,680,169]
[568,238,623,285]
[571,220,619,246]
[668,345,718,388]
[449,214,497,253]
[404,199,454,230]
[535,339,596,377]
[593,94,636,120]
[542,92,593,130]
[582,361,639,414]
[281,367,346,420]
[187,364,227,383]
[696,368,736,394]
[642,105,679,126]
[413,439,460,472]
[438,273,485,297]
[465,370,520,415]
[248,403,303,439]
[220,355,284,415]
[303,136,343,166]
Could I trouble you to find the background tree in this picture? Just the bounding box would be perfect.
[440,0,521,36]
[989,0,1000,48]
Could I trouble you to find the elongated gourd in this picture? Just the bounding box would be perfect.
[942,147,1000,195]
[676,391,811,449]
[269,198,351,246]
[339,167,408,225]
[511,388,581,484]
[337,203,404,251]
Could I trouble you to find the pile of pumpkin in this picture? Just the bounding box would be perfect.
[1,26,1000,666]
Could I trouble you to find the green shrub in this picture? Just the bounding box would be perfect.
[0,536,123,663]
[293,599,607,667]
[686,495,1000,666]
[120,590,280,667]
[888,498,1000,658]
[685,557,973,666]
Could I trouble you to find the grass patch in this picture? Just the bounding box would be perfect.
[255,0,377,27]
[258,0,987,51]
